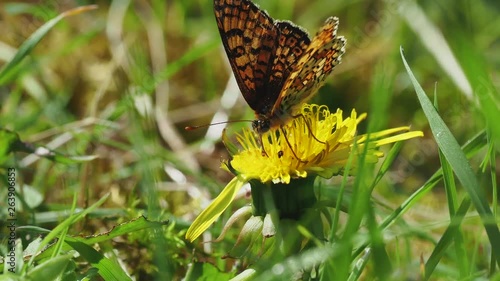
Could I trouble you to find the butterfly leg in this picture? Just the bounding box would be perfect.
[259,133,269,157]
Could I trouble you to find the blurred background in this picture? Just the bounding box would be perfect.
[0,0,498,279]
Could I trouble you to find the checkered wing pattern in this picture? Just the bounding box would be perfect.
[272,17,346,117]
[214,0,310,115]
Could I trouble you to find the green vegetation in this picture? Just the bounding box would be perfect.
[0,1,498,280]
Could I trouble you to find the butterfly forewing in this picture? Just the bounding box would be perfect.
[214,0,346,133]
[214,0,311,116]
[214,0,277,112]
[263,21,310,114]
[272,17,345,117]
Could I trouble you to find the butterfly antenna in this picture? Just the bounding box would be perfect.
[185,120,253,131]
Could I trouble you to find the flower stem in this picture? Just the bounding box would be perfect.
[250,177,317,220]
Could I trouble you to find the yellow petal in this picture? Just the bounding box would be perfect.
[185,176,247,242]
[372,131,424,147]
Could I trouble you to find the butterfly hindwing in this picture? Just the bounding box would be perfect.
[265,21,310,112]
[272,17,346,117]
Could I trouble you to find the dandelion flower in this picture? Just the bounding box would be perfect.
[186,104,423,242]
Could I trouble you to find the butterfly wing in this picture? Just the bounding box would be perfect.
[271,17,346,117]
[214,0,277,113]
[214,0,310,116]
[264,21,310,115]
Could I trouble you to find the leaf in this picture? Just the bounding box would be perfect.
[25,194,110,269]
[401,47,500,267]
[424,198,471,280]
[25,254,73,281]
[33,216,168,261]
[0,129,20,163]
[64,240,132,281]
[0,5,98,84]
[184,262,233,281]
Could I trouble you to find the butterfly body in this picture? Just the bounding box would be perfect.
[214,0,346,134]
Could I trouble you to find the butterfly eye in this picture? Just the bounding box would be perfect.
[252,119,271,134]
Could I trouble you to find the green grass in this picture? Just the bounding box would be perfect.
[0,0,499,280]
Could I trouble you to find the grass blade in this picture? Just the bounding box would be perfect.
[424,198,471,280]
[0,5,97,84]
[401,47,500,268]
[65,240,132,281]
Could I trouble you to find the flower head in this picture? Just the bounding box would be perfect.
[229,104,421,183]
[185,104,423,242]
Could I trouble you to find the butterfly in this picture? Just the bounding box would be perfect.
[214,0,346,134]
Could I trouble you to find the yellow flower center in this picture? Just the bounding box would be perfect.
[229,104,423,184]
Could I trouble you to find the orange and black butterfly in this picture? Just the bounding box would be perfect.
[214,0,346,134]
